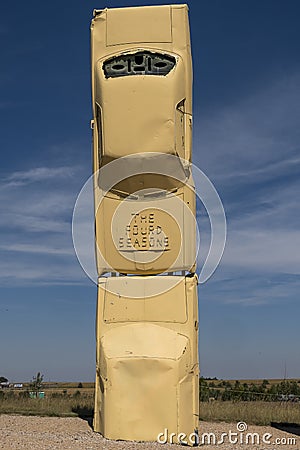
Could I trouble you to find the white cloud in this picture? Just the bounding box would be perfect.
[3,166,77,187]
[0,243,74,256]
[194,72,300,180]
[192,71,300,283]
[0,256,86,286]
[1,70,299,289]
[224,228,300,274]
[0,164,89,286]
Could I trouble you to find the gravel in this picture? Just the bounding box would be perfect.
[0,415,298,449]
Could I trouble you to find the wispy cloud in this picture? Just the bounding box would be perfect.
[3,166,77,187]
[1,71,299,292]
[202,270,300,307]
[194,71,300,304]
[0,164,89,286]
[0,255,86,286]
[217,155,300,183]
[0,243,74,256]
[195,72,300,180]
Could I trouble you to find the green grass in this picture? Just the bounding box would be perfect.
[200,401,300,426]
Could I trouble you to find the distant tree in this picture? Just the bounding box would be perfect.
[29,372,44,397]
[262,379,269,389]
[199,378,209,401]
[78,382,83,388]
[221,389,232,401]
[0,376,8,383]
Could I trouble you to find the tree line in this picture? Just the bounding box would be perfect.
[200,378,300,401]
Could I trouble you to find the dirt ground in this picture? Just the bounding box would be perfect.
[0,415,299,449]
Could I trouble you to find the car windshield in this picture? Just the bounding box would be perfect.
[98,153,190,197]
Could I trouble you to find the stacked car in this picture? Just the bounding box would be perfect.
[91,4,199,444]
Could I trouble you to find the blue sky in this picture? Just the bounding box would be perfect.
[0,0,299,382]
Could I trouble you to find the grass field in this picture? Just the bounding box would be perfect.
[0,393,94,417]
[1,396,300,426]
[200,401,300,426]
[0,382,94,416]
[1,380,300,426]
[204,378,300,386]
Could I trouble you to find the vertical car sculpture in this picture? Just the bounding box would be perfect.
[91,4,199,444]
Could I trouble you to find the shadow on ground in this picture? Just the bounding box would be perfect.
[271,422,300,436]
[72,406,94,430]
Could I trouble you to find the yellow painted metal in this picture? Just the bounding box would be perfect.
[91,4,199,445]
[90,4,193,168]
[94,179,196,275]
[94,275,199,443]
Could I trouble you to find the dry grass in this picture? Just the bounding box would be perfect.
[0,393,94,417]
[1,388,300,427]
[200,401,300,426]
[206,378,300,387]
